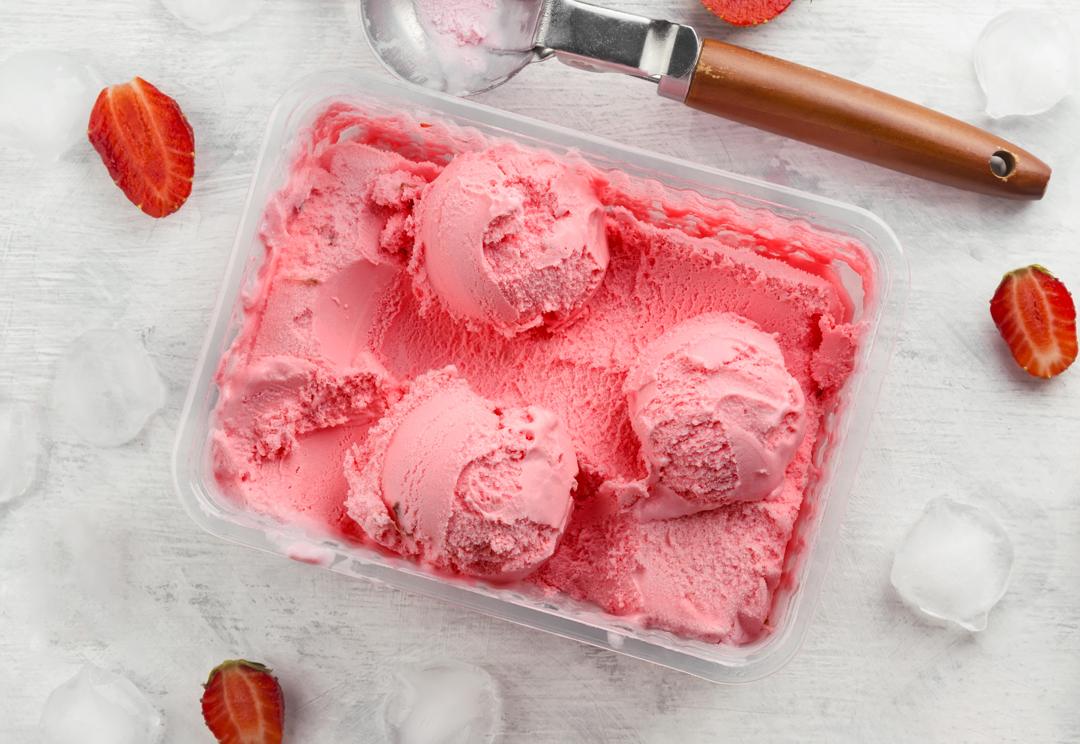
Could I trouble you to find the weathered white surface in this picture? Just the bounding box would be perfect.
[1,1,1078,741]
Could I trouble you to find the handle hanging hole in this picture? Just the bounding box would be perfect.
[989,150,1017,179]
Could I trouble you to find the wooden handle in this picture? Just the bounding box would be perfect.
[685,39,1050,200]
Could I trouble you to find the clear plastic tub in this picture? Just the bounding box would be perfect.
[173,70,907,684]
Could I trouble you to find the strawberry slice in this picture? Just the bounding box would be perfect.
[701,0,794,26]
[990,265,1078,378]
[201,660,285,744]
[87,77,194,218]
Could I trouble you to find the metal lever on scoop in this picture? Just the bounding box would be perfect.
[535,0,1051,200]
[535,0,699,96]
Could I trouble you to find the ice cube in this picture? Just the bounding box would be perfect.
[890,497,1014,631]
[384,661,501,744]
[160,0,264,34]
[0,400,42,504]
[40,665,165,744]
[0,50,102,161]
[51,329,167,447]
[974,10,1075,118]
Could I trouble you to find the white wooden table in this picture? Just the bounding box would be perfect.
[2,1,1078,741]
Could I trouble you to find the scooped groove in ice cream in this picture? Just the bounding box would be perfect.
[624,312,806,521]
[210,353,393,529]
[214,354,391,463]
[411,144,609,337]
[344,367,578,581]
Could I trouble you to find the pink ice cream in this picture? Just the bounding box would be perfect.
[622,312,806,521]
[414,0,499,47]
[210,103,874,645]
[406,0,518,96]
[211,354,391,528]
[411,144,609,336]
[344,366,577,580]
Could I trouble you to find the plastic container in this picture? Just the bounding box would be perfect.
[173,70,907,684]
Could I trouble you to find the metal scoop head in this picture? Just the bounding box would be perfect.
[360,0,699,98]
[360,0,544,96]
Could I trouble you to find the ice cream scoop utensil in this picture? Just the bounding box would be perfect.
[361,0,1050,199]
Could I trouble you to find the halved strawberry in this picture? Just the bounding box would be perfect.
[990,265,1078,378]
[701,0,794,26]
[87,77,194,218]
[201,660,284,744]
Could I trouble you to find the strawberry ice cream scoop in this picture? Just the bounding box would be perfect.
[411,144,609,336]
[625,313,806,520]
[345,367,578,580]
